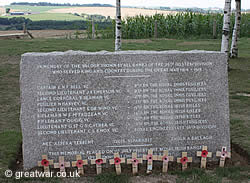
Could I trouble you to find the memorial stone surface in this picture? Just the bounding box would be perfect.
[20,50,230,169]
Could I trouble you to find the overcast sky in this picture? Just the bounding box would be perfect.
[0,0,250,9]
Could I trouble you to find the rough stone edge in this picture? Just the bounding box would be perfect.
[21,50,225,57]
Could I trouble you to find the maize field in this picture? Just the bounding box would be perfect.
[90,12,250,39]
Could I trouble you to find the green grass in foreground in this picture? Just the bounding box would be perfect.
[0,38,222,56]
[172,168,220,183]
[95,173,130,183]
[0,131,22,180]
[171,166,250,183]
[0,38,249,182]
[0,131,21,167]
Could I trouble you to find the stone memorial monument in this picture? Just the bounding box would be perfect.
[20,50,230,169]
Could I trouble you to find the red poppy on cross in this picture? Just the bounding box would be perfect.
[143,149,158,174]
[109,153,125,175]
[37,155,53,172]
[72,155,88,175]
[177,152,192,171]
[197,146,212,168]
[91,153,106,175]
[127,152,143,175]
[158,150,174,173]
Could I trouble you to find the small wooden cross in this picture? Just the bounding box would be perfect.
[54,156,70,172]
[91,153,106,175]
[216,147,231,167]
[37,155,53,172]
[177,152,192,170]
[143,149,158,173]
[127,152,143,175]
[109,153,125,175]
[197,146,212,168]
[158,150,174,173]
[72,155,88,175]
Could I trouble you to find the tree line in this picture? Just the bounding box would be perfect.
[10,2,114,7]
[0,17,112,30]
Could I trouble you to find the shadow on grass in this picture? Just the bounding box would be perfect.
[0,131,22,168]
[94,172,130,183]
[215,166,250,181]
[0,175,61,183]
[170,168,221,183]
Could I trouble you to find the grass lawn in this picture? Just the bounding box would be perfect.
[0,38,249,182]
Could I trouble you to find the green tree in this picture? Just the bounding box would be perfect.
[6,8,11,14]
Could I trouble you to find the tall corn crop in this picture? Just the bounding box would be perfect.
[105,12,250,39]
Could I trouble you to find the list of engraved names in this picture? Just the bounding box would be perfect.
[35,60,216,158]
